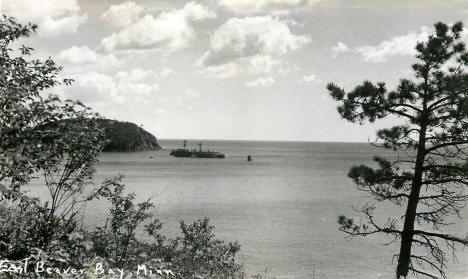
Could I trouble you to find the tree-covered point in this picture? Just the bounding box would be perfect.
[95,119,161,152]
[40,118,161,152]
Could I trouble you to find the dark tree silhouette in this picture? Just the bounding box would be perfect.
[329,22,468,278]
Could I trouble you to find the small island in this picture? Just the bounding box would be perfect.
[170,141,225,158]
[40,118,161,152]
[96,119,161,152]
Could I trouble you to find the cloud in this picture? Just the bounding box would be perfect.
[56,46,123,74]
[115,70,160,103]
[57,46,98,64]
[100,2,216,52]
[160,68,175,77]
[183,88,199,99]
[177,88,199,102]
[245,76,275,87]
[356,27,431,63]
[301,74,316,82]
[65,72,123,104]
[3,0,87,37]
[331,27,431,63]
[63,69,159,106]
[331,41,351,57]
[197,16,310,78]
[220,0,320,15]
[115,68,159,83]
[39,14,87,37]
[200,16,310,65]
[102,2,144,28]
[197,63,240,79]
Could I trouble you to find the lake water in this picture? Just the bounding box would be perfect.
[26,140,468,279]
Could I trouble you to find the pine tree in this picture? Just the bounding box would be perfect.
[329,22,468,278]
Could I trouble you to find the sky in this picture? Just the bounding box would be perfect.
[3,0,468,142]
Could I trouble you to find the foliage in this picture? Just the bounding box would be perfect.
[170,217,241,278]
[329,22,468,278]
[91,175,155,269]
[90,175,242,278]
[96,119,161,152]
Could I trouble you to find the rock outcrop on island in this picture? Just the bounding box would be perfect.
[96,119,161,152]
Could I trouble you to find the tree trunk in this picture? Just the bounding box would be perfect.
[396,118,427,278]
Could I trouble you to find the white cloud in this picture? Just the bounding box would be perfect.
[56,46,123,74]
[3,0,87,37]
[245,76,275,87]
[183,88,199,99]
[197,63,240,79]
[197,16,310,78]
[356,27,431,63]
[94,54,124,72]
[102,2,143,28]
[64,69,159,106]
[115,68,158,83]
[201,16,310,65]
[3,0,80,21]
[181,2,218,20]
[332,27,432,63]
[39,14,87,37]
[58,46,98,64]
[331,41,351,57]
[100,2,216,52]
[220,0,320,15]
[301,74,316,82]
[160,68,175,77]
[66,72,123,104]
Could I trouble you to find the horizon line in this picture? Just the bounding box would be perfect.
[157,138,374,144]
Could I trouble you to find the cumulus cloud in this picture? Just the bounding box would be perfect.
[115,68,159,83]
[100,2,216,52]
[39,14,87,37]
[200,16,310,65]
[245,76,275,87]
[64,69,159,106]
[115,70,160,103]
[56,46,123,74]
[197,63,240,79]
[177,88,199,102]
[357,27,431,63]
[65,72,123,104]
[58,46,98,64]
[102,2,143,28]
[3,0,87,37]
[197,16,310,78]
[301,74,316,82]
[332,27,431,63]
[160,68,175,77]
[220,0,320,15]
[331,42,351,57]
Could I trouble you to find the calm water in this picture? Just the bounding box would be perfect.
[27,140,468,279]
